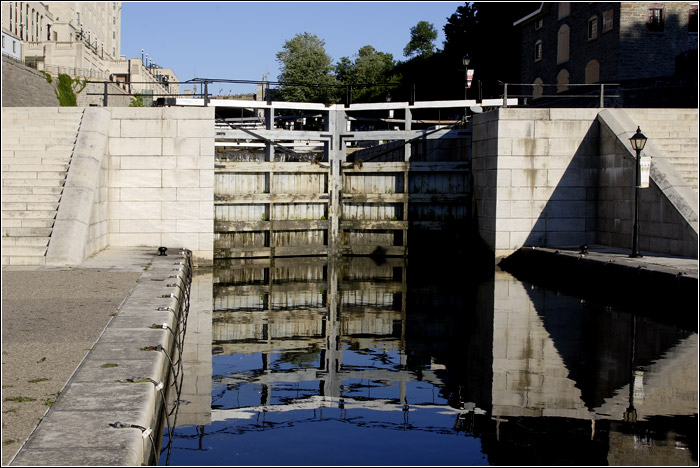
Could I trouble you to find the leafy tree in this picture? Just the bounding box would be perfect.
[403,21,438,59]
[276,32,337,102]
[336,45,399,102]
[441,2,535,100]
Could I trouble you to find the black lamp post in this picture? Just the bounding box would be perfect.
[462,54,471,100]
[628,126,648,258]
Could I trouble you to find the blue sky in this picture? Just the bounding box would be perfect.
[121,1,465,94]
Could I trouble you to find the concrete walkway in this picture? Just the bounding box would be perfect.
[1,247,156,465]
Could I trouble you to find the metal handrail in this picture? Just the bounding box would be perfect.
[501,82,621,107]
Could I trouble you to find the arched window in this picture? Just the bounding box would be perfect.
[557,24,570,64]
[557,69,569,93]
[585,60,600,84]
[533,78,544,99]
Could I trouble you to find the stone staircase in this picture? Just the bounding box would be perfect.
[626,109,699,195]
[1,108,84,266]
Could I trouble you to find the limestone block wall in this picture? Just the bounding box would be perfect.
[491,272,592,419]
[472,108,600,260]
[597,109,698,257]
[107,107,215,265]
[78,82,132,108]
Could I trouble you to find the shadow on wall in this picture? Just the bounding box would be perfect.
[521,122,599,249]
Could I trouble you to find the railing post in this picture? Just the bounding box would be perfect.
[103,81,108,107]
[600,83,605,108]
[203,82,209,107]
[503,83,508,107]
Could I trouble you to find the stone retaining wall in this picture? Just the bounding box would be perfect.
[473,107,699,260]
[106,107,215,265]
[1,56,59,107]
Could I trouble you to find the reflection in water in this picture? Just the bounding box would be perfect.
[161,257,697,466]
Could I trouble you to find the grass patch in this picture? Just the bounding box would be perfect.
[4,396,36,403]
[3,439,17,446]
[100,363,119,368]
[28,378,49,384]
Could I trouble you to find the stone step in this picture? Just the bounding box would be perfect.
[2,164,69,172]
[2,179,65,187]
[2,218,55,228]
[5,150,74,159]
[1,236,50,247]
[1,245,48,257]
[2,202,59,211]
[2,194,62,203]
[1,186,64,195]
[2,171,67,180]
[2,227,53,237]
[1,256,47,266]
[2,210,57,219]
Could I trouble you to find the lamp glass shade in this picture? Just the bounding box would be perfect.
[462,55,470,67]
[629,127,647,151]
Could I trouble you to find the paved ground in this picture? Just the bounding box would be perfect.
[1,248,155,466]
[539,244,699,278]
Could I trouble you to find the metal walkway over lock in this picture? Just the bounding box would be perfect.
[179,97,513,259]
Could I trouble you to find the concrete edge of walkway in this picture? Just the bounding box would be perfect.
[9,250,193,466]
[498,245,699,332]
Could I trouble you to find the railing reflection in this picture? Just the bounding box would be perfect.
[170,256,697,465]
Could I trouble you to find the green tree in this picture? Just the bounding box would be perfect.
[336,45,399,102]
[403,21,438,59]
[276,32,337,102]
[442,2,535,99]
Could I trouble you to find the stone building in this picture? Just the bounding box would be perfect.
[0,1,178,104]
[514,2,698,106]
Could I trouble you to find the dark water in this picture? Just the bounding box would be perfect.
[160,256,697,466]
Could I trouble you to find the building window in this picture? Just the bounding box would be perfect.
[557,69,570,93]
[690,6,698,33]
[535,18,543,30]
[602,8,614,33]
[535,40,543,61]
[585,60,600,84]
[588,16,598,40]
[112,47,116,57]
[557,24,570,64]
[647,6,664,32]
[558,2,570,19]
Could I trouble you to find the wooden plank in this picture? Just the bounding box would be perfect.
[340,193,408,203]
[339,245,406,256]
[215,129,331,142]
[215,161,328,173]
[215,194,329,204]
[216,220,329,232]
[341,161,470,173]
[340,220,407,230]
